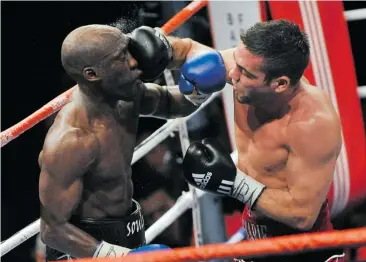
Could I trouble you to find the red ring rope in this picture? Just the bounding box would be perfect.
[59,227,366,262]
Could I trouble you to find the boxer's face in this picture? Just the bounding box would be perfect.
[100,34,142,99]
[229,43,276,105]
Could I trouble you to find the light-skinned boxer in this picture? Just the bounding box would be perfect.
[137,20,345,261]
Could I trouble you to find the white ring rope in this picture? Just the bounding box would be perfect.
[0,90,222,257]
[226,227,246,244]
[0,219,41,256]
[146,189,206,244]
[344,8,366,22]
[132,119,179,164]
[357,86,366,99]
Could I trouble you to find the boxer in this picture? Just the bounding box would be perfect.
[38,24,226,261]
[138,20,345,261]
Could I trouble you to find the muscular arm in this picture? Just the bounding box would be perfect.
[139,83,198,119]
[39,129,99,258]
[254,116,342,230]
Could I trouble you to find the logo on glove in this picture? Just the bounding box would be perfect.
[192,172,212,189]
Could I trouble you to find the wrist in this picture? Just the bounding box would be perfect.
[231,169,266,209]
[94,241,130,258]
[166,37,193,70]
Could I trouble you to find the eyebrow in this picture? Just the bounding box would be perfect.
[233,52,258,79]
[118,47,126,57]
[113,46,127,60]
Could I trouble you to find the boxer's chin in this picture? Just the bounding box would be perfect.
[235,92,252,104]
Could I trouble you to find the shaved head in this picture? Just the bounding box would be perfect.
[61,24,129,82]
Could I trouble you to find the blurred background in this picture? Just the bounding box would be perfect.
[1,1,365,262]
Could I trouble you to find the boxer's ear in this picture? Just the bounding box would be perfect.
[271,76,290,93]
[83,67,102,82]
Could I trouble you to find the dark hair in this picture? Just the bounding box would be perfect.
[240,19,310,86]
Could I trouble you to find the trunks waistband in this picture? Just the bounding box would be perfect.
[45,199,146,261]
[70,199,146,247]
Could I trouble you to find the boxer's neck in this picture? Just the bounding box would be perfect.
[77,83,130,118]
[253,83,301,118]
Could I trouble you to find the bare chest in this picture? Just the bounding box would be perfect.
[91,116,139,183]
[235,106,289,188]
[78,117,140,217]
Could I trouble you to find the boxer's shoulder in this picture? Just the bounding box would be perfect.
[47,99,97,142]
[286,86,342,158]
[287,112,341,143]
[42,125,99,170]
[290,83,341,127]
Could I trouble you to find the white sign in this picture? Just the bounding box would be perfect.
[208,1,261,150]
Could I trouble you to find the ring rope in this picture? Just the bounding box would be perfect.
[146,189,206,244]
[358,85,366,99]
[160,0,208,36]
[66,227,366,262]
[226,227,246,244]
[0,87,74,147]
[344,8,366,22]
[0,0,208,148]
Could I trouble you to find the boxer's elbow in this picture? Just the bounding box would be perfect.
[293,216,316,231]
[40,219,64,247]
[290,207,318,231]
[40,219,53,245]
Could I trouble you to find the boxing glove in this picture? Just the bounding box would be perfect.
[128,26,172,81]
[182,138,266,209]
[94,241,170,257]
[179,51,226,96]
[129,244,171,254]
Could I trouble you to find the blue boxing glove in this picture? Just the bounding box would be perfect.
[129,244,171,254]
[179,51,226,105]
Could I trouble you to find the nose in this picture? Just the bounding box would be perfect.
[128,52,138,69]
[229,66,240,82]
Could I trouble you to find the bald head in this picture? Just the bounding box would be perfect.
[61,24,128,82]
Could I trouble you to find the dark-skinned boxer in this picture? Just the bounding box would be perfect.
[39,24,227,261]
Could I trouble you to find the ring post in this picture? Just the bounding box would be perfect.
[178,118,204,247]
[199,194,229,262]
[178,118,228,262]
